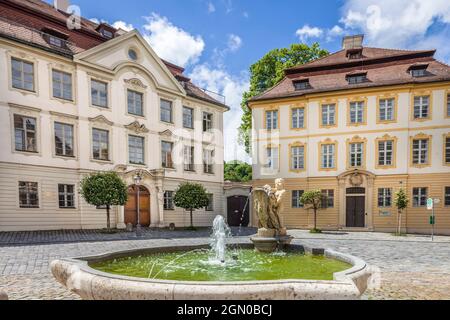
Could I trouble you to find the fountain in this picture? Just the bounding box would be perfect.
[50,197,374,300]
[251,179,294,253]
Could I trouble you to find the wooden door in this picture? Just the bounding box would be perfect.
[125,185,150,227]
[227,196,250,227]
[346,196,365,228]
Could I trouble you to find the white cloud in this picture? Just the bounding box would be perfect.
[340,0,450,49]
[207,2,216,13]
[142,13,205,67]
[189,65,250,162]
[227,34,242,52]
[89,18,100,24]
[112,21,134,32]
[295,25,324,42]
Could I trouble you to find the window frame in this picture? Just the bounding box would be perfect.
[410,134,432,168]
[411,93,433,122]
[320,103,337,128]
[92,128,110,162]
[348,99,366,126]
[205,193,214,211]
[265,145,279,171]
[183,106,194,129]
[445,186,450,207]
[128,135,145,165]
[14,114,38,154]
[52,69,73,101]
[160,99,173,124]
[90,79,109,109]
[289,143,306,172]
[54,122,74,158]
[377,97,396,123]
[412,187,428,207]
[203,112,214,132]
[377,188,392,208]
[127,89,144,117]
[292,190,304,209]
[290,106,306,130]
[319,140,337,171]
[375,136,397,169]
[321,189,335,209]
[161,141,174,169]
[264,109,279,131]
[18,181,39,209]
[184,145,195,172]
[58,184,76,209]
[11,57,35,93]
[347,136,367,169]
[443,133,450,166]
[164,191,175,210]
[203,149,215,174]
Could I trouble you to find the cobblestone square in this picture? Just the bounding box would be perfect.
[1,229,450,300]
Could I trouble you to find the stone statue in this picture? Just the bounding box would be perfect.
[253,178,286,235]
[251,178,291,252]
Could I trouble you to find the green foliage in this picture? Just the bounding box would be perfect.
[173,182,210,228]
[80,172,128,207]
[224,160,252,182]
[80,171,128,230]
[394,189,409,212]
[300,190,324,210]
[238,43,329,154]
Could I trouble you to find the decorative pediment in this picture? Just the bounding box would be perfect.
[159,129,173,137]
[125,121,149,134]
[124,78,148,90]
[347,135,367,143]
[114,165,128,172]
[88,115,113,126]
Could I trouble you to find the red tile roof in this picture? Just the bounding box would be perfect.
[250,47,450,103]
[0,0,228,109]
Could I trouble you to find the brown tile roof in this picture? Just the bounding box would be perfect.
[0,0,228,109]
[250,48,450,103]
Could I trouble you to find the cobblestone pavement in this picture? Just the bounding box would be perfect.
[0,229,449,300]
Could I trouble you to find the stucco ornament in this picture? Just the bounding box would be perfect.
[350,173,363,186]
[253,178,286,233]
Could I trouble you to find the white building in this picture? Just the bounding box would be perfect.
[0,0,230,231]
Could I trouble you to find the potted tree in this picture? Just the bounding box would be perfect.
[80,171,128,233]
[300,190,325,234]
[394,188,409,236]
[173,182,210,230]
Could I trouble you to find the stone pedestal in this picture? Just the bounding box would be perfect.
[251,228,294,253]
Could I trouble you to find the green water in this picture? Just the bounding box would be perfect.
[90,249,351,281]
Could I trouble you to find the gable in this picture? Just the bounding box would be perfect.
[74,31,185,96]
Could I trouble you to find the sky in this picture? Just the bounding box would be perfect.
[48,0,450,163]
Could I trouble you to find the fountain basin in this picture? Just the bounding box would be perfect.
[51,243,373,300]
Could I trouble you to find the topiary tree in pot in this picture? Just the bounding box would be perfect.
[173,182,210,230]
[300,190,325,233]
[80,171,128,232]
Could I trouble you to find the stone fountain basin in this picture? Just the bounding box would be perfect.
[51,243,372,300]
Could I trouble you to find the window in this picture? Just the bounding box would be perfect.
[128,49,138,61]
[291,108,305,129]
[321,144,335,169]
[52,70,72,101]
[293,80,310,91]
[203,149,214,174]
[447,94,450,117]
[379,98,395,122]
[58,184,75,209]
[413,187,427,207]
[161,141,173,168]
[445,187,450,206]
[91,80,108,108]
[266,147,279,170]
[321,190,335,208]
[412,139,429,165]
[321,104,336,126]
[14,115,37,153]
[378,188,392,208]
[350,101,364,124]
[292,190,304,208]
[413,96,429,119]
[378,140,393,166]
[92,129,109,161]
[184,146,195,171]
[48,36,63,47]
[349,143,363,167]
[160,99,173,123]
[411,68,427,77]
[183,107,194,129]
[164,191,174,210]
[446,137,450,164]
[203,112,213,132]
[55,122,74,157]
[100,29,113,39]
[12,58,34,91]
[129,135,145,165]
[127,90,143,116]
[347,74,367,84]
[19,182,39,208]
[205,194,214,211]
[265,110,278,130]
[291,146,305,170]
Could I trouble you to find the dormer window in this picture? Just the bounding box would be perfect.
[346,48,363,60]
[293,79,311,91]
[48,36,63,47]
[96,23,116,39]
[41,27,68,48]
[101,29,113,39]
[409,64,429,77]
[347,72,368,84]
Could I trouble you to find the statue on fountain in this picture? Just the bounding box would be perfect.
[251,179,292,252]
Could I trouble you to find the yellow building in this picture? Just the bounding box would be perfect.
[249,35,450,235]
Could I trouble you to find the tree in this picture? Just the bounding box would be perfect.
[394,188,409,235]
[173,182,210,230]
[224,161,252,182]
[238,43,329,154]
[300,190,325,233]
[80,172,128,231]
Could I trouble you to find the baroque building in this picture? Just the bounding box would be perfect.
[0,0,229,231]
[250,35,450,235]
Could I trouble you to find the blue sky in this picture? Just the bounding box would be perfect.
[50,0,450,162]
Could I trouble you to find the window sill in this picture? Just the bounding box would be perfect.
[15,150,39,154]
[128,113,145,118]
[60,207,77,210]
[91,104,110,110]
[20,206,40,209]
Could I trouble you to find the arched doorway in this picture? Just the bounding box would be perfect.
[227,195,250,227]
[125,185,151,227]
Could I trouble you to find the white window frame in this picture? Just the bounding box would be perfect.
[413,187,427,207]
[291,108,305,129]
[292,190,304,208]
[379,98,394,122]
[52,69,73,101]
[321,144,335,169]
[265,110,278,130]
[414,96,429,119]
[128,135,145,165]
[322,104,336,126]
[54,122,74,157]
[291,146,305,170]
[412,139,428,165]
[350,143,363,167]
[378,140,393,166]
[378,188,392,208]
[58,184,76,209]
[350,101,364,124]
[11,57,35,92]
[92,128,110,161]
[184,145,195,171]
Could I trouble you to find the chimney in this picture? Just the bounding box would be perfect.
[342,35,364,50]
[54,0,70,13]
